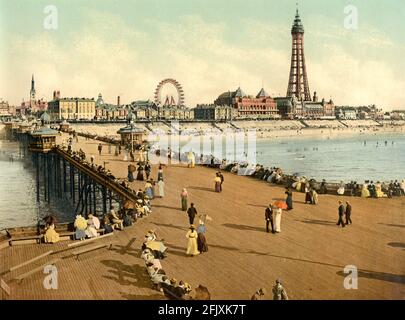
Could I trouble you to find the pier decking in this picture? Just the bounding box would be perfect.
[1,135,404,300]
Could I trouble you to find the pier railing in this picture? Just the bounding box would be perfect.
[54,146,139,205]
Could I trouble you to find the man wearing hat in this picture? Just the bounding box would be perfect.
[187,203,198,225]
[265,204,274,233]
[272,279,288,300]
[337,201,346,228]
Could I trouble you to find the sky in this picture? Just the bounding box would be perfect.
[0,0,404,110]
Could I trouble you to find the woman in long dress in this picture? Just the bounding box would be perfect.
[136,163,144,181]
[304,184,312,204]
[145,181,153,199]
[337,181,345,195]
[361,184,370,198]
[127,165,134,182]
[375,183,387,198]
[214,174,221,192]
[74,215,87,240]
[181,188,188,211]
[157,179,165,198]
[196,223,208,253]
[186,225,200,256]
[311,189,319,204]
[157,166,164,181]
[274,207,282,233]
[285,188,293,210]
[44,224,60,243]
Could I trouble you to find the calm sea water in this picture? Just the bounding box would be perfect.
[0,132,404,229]
[177,132,405,183]
[0,140,75,229]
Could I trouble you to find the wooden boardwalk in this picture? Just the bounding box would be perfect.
[1,135,404,300]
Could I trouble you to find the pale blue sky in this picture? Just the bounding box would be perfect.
[1,0,404,109]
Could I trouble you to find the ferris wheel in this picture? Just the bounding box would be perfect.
[154,78,185,107]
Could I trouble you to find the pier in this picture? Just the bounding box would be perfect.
[0,130,404,300]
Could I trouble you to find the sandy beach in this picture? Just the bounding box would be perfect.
[66,120,405,143]
[1,134,403,300]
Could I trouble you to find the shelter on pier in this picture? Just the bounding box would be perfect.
[29,127,58,153]
[117,111,147,151]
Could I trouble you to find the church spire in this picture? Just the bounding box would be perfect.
[30,74,36,102]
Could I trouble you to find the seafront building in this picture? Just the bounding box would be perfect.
[0,100,13,118]
[213,87,279,119]
[194,104,235,121]
[95,93,128,120]
[48,91,95,120]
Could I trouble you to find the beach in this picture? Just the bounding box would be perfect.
[1,134,403,300]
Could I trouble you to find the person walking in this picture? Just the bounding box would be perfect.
[274,205,282,233]
[145,161,151,180]
[127,164,134,182]
[98,143,102,155]
[157,178,165,198]
[214,173,221,192]
[187,203,197,225]
[337,201,346,228]
[186,225,199,257]
[345,201,352,225]
[285,187,293,210]
[272,279,288,300]
[196,222,208,253]
[157,165,164,181]
[218,171,224,191]
[181,188,188,211]
[265,204,274,233]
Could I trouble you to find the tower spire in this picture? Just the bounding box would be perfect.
[286,7,311,101]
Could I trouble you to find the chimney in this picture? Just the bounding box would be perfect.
[57,91,60,99]
[53,91,56,100]
[117,96,120,107]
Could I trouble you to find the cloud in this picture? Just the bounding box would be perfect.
[0,9,403,110]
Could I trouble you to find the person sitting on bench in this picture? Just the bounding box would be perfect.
[109,206,124,230]
[74,215,87,241]
[44,223,60,244]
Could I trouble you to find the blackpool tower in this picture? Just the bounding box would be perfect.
[286,8,311,101]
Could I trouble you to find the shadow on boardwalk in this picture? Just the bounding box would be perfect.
[222,223,264,233]
[101,260,150,288]
[378,223,405,229]
[387,242,405,250]
[297,219,337,227]
[336,270,405,285]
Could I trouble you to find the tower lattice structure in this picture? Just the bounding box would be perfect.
[286,9,311,101]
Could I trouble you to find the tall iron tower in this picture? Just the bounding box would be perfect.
[286,8,311,101]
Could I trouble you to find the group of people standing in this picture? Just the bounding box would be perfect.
[180,189,209,256]
[337,201,353,228]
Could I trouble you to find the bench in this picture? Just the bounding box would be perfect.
[14,258,60,283]
[9,234,44,246]
[71,242,113,260]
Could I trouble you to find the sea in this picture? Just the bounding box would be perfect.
[0,132,404,229]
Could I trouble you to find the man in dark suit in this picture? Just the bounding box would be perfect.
[187,203,197,225]
[345,201,352,225]
[337,201,346,228]
[265,204,274,233]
